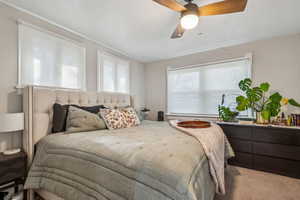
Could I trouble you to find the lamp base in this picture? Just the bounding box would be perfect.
[3,148,21,155]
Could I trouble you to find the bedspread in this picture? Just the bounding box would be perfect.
[25,121,232,200]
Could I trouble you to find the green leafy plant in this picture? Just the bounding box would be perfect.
[289,99,300,107]
[218,105,239,122]
[236,78,300,121]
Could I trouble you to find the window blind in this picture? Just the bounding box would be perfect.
[167,57,251,116]
[18,23,86,89]
[98,53,130,93]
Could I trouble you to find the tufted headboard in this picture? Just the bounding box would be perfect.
[23,86,132,165]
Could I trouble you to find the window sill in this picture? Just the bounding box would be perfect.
[15,85,85,91]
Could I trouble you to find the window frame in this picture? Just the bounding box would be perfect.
[17,21,86,90]
[166,53,253,118]
[97,51,131,94]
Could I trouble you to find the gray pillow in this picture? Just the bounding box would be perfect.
[66,106,107,133]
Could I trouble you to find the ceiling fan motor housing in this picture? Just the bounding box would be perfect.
[181,3,200,17]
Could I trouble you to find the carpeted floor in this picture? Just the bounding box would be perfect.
[215,166,300,200]
[33,166,300,200]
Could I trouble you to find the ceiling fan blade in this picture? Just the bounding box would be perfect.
[171,24,185,39]
[198,0,247,16]
[153,0,186,12]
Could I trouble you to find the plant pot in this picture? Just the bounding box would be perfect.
[256,112,270,124]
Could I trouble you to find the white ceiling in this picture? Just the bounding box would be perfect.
[2,0,300,62]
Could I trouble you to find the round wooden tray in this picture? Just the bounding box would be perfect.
[177,121,211,129]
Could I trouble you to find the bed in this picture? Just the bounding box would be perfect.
[23,86,228,200]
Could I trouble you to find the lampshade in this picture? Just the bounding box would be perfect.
[0,113,24,133]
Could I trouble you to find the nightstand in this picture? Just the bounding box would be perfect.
[0,152,27,193]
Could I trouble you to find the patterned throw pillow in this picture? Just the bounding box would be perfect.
[121,107,141,126]
[99,107,140,130]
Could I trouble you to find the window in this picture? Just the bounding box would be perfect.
[18,23,86,89]
[167,56,252,116]
[98,52,130,93]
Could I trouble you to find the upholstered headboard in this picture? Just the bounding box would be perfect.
[23,86,132,165]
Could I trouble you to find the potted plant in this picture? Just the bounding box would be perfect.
[236,78,300,124]
[218,94,239,122]
[218,105,239,122]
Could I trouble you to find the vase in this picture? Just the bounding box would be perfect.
[256,112,269,124]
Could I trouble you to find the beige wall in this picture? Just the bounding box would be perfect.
[0,3,145,151]
[145,34,300,120]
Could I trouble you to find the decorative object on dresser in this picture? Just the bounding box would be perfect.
[0,152,27,199]
[291,114,300,126]
[235,78,300,124]
[0,113,24,154]
[219,122,300,178]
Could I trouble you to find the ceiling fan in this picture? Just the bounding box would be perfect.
[153,0,248,39]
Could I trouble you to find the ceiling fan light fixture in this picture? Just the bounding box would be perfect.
[180,3,199,30]
[180,14,199,30]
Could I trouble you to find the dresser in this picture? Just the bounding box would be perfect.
[218,123,300,178]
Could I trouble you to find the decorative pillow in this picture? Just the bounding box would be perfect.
[99,107,140,130]
[52,103,69,133]
[52,103,106,133]
[121,107,141,126]
[66,106,107,133]
[114,106,144,120]
[99,109,127,130]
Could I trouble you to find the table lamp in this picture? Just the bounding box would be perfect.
[0,113,24,155]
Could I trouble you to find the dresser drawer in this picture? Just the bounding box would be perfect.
[229,139,252,153]
[253,142,300,161]
[221,125,252,140]
[254,155,300,178]
[229,152,253,168]
[252,127,300,146]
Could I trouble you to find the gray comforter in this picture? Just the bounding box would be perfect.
[25,121,230,200]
